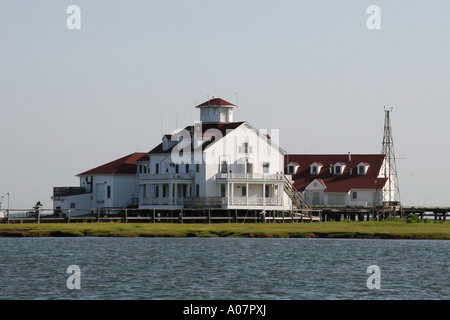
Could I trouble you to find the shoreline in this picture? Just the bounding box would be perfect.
[0,221,449,240]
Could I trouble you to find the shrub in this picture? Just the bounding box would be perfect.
[406,214,419,224]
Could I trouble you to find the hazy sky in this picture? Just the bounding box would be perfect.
[1,1,449,209]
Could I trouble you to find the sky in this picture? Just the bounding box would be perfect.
[0,1,449,209]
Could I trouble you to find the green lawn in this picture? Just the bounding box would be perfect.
[0,221,449,239]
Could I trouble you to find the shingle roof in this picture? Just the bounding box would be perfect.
[148,122,245,154]
[196,98,236,107]
[78,152,147,176]
[285,154,387,193]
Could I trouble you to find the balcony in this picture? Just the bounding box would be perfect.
[139,173,194,180]
[53,187,87,197]
[228,196,281,206]
[215,172,284,181]
[140,196,281,207]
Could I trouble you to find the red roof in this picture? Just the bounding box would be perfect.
[196,98,236,107]
[148,122,245,154]
[285,154,387,193]
[78,152,147,176]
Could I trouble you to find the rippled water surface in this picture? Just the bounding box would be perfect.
[0,237,448,299]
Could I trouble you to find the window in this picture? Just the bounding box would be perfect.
[70,203,76,209]
[107,186,111,199]
[155,185,159,198]
[196,163,200,173]
[185,164,189,173]
[175,164,179,174]
[214,108,218,115]
[265,185,270,197]
[155,163,159,174]
[242,186,247,196]
[143,185,147,198]
[220,184,226,197]
[221,161,228,173]
[352,191,358,200]
[239,142,251,153]
[163,185,167,197]
[196,184,200,197]
[263,162,270,173]
[288,166,294,174]
[334,163,346,175]
[358,166,365,175]
[312,166,317,174]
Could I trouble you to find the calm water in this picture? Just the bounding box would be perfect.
[0,237,448,300]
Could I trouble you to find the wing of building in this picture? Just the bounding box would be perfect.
[52,152,146,216]
[285,154,388,206]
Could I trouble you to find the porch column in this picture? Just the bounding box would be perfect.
[246,182,249,205]
[263,182,266,206]
[174,183,178,205]
[231,182,234,205]
[278,183,283,205]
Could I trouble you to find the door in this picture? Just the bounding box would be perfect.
[328,194,345,205]
[96,184,106,206]
[312,192,320,205]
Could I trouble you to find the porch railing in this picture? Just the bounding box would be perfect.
[140,196,281,207]
[215,173,284,181]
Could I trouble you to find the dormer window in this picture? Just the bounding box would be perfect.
[357,162,370,175]
[310,162,323,175]
[334,162,346,175]
[287,162,300,175]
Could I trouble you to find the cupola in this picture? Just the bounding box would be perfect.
[196,97,236,123]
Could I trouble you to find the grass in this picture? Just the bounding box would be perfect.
[0,221,449,239]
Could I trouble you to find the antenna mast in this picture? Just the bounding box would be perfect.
[381,108,401,211]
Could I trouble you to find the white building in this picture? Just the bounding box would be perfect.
[52,153,145,216]
[138,98,291,211]
[52,97,392,217]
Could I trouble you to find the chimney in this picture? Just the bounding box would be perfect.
[348,152,352,162]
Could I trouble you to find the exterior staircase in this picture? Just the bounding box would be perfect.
[283,175,321,221]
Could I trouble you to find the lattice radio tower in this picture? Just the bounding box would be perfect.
[381,108,401,208]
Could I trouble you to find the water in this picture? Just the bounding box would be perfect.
[0,237,448,300]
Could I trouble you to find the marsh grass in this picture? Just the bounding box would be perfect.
[0,221,449,239]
